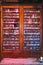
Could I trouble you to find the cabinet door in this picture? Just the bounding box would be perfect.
[2,6,20,53]
[23,6,42,53]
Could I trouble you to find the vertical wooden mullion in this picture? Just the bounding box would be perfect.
[20,6,24,51]
[1,7,3,57]
[0,6,1,61]
[40,7,42,50]
[39,6,43,58]
[0,6,3,61]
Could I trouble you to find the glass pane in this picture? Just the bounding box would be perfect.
[2,8,20,51]
[24,8,40,50]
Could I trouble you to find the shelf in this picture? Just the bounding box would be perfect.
[24,39,40,41]
[24,27,40,30]
[3,14,19,16]
[24,11,40,13]
[3,33,19,35]
[3,39,19,40]
[3,12,19,14]
[24,32,40,35]
[24,44,40,46]
[3,27,14,29]
[3,22,19,24]
[24,17,40,19]
[3,11,19,13]
[24,22,40,25]
[3,17,19,19]
[3,44,20,46]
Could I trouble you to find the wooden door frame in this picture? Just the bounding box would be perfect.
[0,5,42,59]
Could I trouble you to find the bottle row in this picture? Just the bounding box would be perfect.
[24,16,40,19]
[3,19,40,24]
[3,23,19,28]
[24,30,40,34]
[2,37,40,42]
[3,35,19,38]
[3,18,19,22]
[2,41,40,45]
[3,16,19,18]
[2,38,40,41]
[24,24,40,27]
[2,41,19,44]
[24,13,40,18]
[3,8,19,12]
[3,32,40,35]
[24,35,40,38]
[2,44,40,48]
[24,32,40,35]
[3,30,19,33]
[3,33,19,35]
[3,26,40,30]
[24,12,40,16]
[3,24,40,28]
[3,37,19,40]
[3,13,19,16]
[3,27,19,30]
[3,22,19,24]
[24,8,40,13]
[3,35,40,38]
[3,27,40,30]
[2,46,19,50]
[24,29,40,31]
[24,46,40,50]
[24,18,40,23]
[3,15,40,19]
[24,43,40,46]
[2,43,20,46]
[24,38,40,41]
[24,42,40,44]
[3,21,40,24]
[3,28,40,34]
[24,22,40,24]
[3,8,40,13]
[24,27,40,30]
[2,46,40,50]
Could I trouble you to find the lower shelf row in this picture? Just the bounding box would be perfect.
[2,46,40,50]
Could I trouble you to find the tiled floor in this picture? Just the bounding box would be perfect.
[0,58,42,65]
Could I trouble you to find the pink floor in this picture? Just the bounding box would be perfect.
[0,58,41,64]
